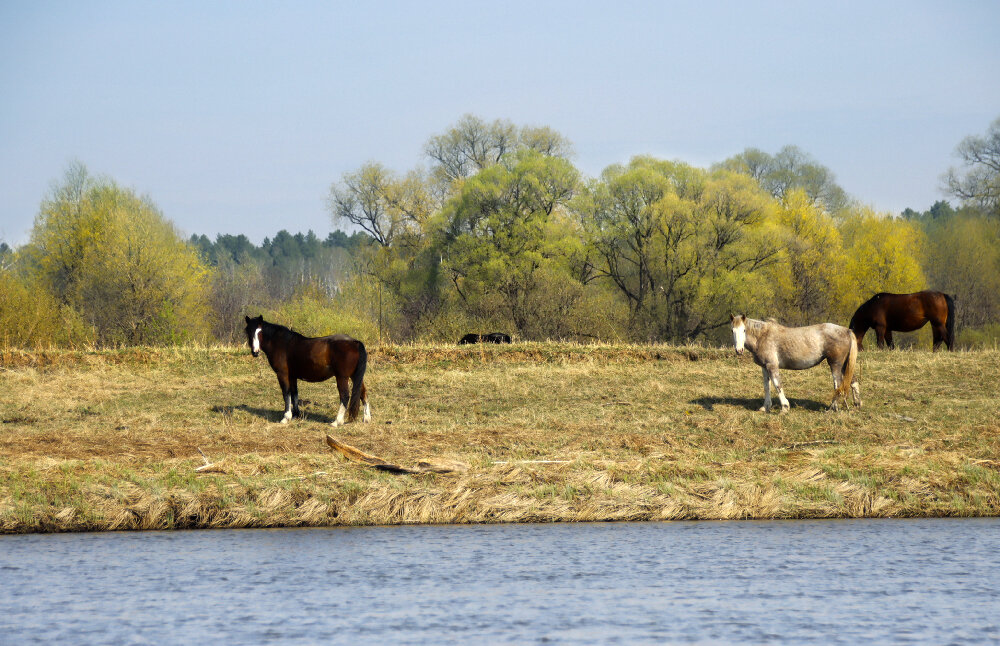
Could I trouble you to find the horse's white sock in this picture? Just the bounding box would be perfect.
[332,403,346,427]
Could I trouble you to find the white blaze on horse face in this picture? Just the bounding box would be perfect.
[732,321,746,355]
[252,327,262,355]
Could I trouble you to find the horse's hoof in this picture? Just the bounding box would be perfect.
[280,418,289,425]
[758,406,768,413]
[331,420,342,428]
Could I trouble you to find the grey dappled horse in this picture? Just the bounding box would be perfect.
[730,315,860,413]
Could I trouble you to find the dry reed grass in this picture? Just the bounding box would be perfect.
[2,343,999,533]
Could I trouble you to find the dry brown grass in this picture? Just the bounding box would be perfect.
[2,342,999,533]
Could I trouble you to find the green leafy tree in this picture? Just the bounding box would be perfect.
[720,145,850,213]
[0,242,14,271]
[433,149,580,335]
[0,266,93,348]
[922,213,1000,330]
[944,116,1000,217]
[28,163,210,345]
[767,189,851,324]
[577,158,779,341]
[326,117,581,340]
[424,115,573,198]
[327,163,432,248]
[425,115,519,186]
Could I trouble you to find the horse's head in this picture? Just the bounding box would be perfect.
[730,313,747,356]
[244,315,264,357]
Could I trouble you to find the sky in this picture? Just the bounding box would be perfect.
[1,1,998,245]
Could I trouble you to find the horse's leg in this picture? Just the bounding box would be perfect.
[768,364,790,412]
[290,379,301,418]
[875,326,887,349]
[759,366,772,412]
[332,376,350,427]
[931,322,946,352]
[828,359,843,412]
[885,330,895,350]
[851,376,862,407]
[277,376,293,424]
[361,382,371,423]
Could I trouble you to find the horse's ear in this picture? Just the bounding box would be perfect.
[245,315,251,323]
[739,314,747,322]
[730,313,735,322]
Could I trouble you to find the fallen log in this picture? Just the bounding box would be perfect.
[325,435,466,474]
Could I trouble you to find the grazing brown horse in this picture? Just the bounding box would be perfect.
[244,315,370,426]
[849,291,955,351]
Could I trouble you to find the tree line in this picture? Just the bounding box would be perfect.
[2,115,998,349]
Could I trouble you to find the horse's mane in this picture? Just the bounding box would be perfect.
[745,317,770,335]
[863,292,899,307]
[262,320,306,340]
[852,293,889,323]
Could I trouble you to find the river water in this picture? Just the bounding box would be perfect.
[2,518,998,644]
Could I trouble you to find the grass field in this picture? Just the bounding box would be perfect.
[2,342,999,533]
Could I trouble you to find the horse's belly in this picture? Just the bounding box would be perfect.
[780,356,824,370]
[299,371,336,383]
[889,317,927,332]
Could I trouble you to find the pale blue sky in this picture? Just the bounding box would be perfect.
[2,1,998,245]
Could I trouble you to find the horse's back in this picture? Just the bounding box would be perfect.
[325,333,359,344]
[862,291,947,317]
[882,291,948,329]
[769,322,851,369]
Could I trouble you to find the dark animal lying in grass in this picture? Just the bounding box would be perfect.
[458,332,512,345]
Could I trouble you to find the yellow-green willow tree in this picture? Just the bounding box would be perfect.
[28,163,210,345]
[576,157,779,342]
[432,149,582,337]
[839,206,926,301]
[767,189,852,325]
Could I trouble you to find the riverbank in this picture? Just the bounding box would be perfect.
[2,343,999,533]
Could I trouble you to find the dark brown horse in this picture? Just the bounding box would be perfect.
[848,291,956,351]
[244,315,369,425]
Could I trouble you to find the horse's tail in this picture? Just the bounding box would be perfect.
[944,293,957,349]
[832,331,858,407]
[347,340,367,421]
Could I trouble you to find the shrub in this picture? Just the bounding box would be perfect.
[0,271,93,349]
